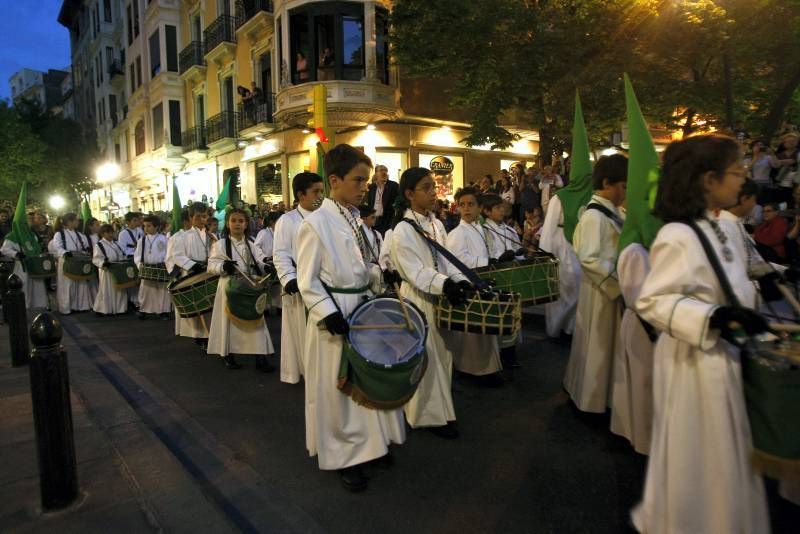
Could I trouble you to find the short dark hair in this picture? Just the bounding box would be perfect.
[292,171,323,201]
[188,202,208,216]
[324,144,373,180]
[180,209,190,223]
[591,154,629,190]
[206,217,219,226]
[124,211,140,223]
[143,214,160,227]
[654,134,742,223]
[359,204,376,218]
[738,179,759,203]
[455,186,480,203]
[99,224,114,235]
[223,208,250,238]
[265,211,282,226]
[480,193,503,211]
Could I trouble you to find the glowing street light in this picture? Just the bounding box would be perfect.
[96,161,121,183]
[49,195,66,211]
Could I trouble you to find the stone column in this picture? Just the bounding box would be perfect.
[364,1,378,81]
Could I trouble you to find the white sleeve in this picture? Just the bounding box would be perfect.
[573,211,620,300]
[618,244,650,308]
[133,237,144,268]
[391,221,448,295]
[272,217,296,285]
[296,221,339,321]
[92,242,106,268]
[172,233,196,271]
[446,227,477,273]
[207,239,226,275]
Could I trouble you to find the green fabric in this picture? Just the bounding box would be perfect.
[338,342,427,410]
[742,354,800,461]
[318,142,330,198]
[225,277,268,321]
[80,198,92,224]
[5,182,41,255]
[216,177,231,211]
[618,74,663,252]
[556,92,593,244]
[171,177,182,233]
[323,282,370,294]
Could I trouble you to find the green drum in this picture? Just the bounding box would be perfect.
[436,291,521,337]
[63,253,96,280]
[168,271,219,318]
[475,255,560,305]
[25,254,57,279]
[743,338,800,477]
[108,261,139,289]
[225,276,269,324]
[139,263,170,283]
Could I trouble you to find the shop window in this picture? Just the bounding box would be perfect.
[255,158,283,203]
[418,153,464,201]
[374,150,407,182]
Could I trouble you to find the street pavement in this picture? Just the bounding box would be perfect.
[2,307,798,533]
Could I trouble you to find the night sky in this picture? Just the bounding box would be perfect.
[0,0,71,101]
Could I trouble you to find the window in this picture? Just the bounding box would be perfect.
[109,94,117,126]
[165,26,178,72]
[106,46,114,71]
[149,30,161,78]
[152,103,164,148]
[129,63,135,93]
[168,100,181,146]
[222,76,234,112]
[135,55,142,88]
[115,142,121,162]
[126,4,133,45]
[133,0,140,37]
[99,53,104,83]
[290,12,309,84]
[191,14,202,42]
[255,158,283,202]
[104,0,112,23]
[134,120,145,155]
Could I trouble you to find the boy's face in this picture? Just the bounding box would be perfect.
[207,220,218,233]
[298,182,325,211]
[405,174,437,213]
[458,194,480,223]
[143,221,156,235]
[89,221,100,233]
[227,213,247,236]
[101,230,114,241]
[363,214,376,228]
[190,211,208,229]
[486,204,505,223]
[331,163,371,207]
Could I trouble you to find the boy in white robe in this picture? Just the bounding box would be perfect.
[255,211,282,311]
[563,154,628,413]
[117,212,143,308]
[445,187,503,385]
[296,145,405,492]
[390,168,470,439]
[165,210,190,336]
[134,215,171,318]
[172,203,213,350]
[53,213,94,314]
[207,208,275,371]
[92,224,128,316]
[0,238,48,309]
[273,172,325,384]
[358,205,384,265]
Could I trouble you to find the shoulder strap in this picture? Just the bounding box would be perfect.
[97,241,108,260]
[59,229,66,249]
[140,236,145,264]
[402,218,489,289]
[225,237,232,264]
[586,202,624,228]
[245,239,263,276]
[684,220,741,308]
[126,228,135,244]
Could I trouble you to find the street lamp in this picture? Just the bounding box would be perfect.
[49,195,65,211]
[95,162,121,221]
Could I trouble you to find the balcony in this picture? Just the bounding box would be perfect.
[108,59,125,89]
[181,126,207,154]
[203,15,236,66]
[205,111,239,148]
[237,94,275,137]
[235,0,273,40]
[179,41,207,83]
[274,80,400,127]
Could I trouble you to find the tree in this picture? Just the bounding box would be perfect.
[0,100,45,199]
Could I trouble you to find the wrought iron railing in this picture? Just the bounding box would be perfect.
[235,0,273,30]
[205,111,239,144]
[179,41,205,75]
[237,94,274,130]
[204,15,236,55]
[181,126,207,152]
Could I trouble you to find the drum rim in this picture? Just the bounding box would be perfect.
[170,271,219,290]
[347,296,429,364]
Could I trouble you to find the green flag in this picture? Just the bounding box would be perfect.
[619,74,663,252]
[171,177,182,233]
[317,142,330,197]
[556,91,594,244]
[5,182,41,255]
[216,177,231,211]
[81,197,92,223]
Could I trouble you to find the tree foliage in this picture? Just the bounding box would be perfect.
[391,0,800,159]
[0,101,45,199]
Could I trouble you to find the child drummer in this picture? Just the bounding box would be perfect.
[92,224,128,316]
[207,208,276,372]
[53,212,94,315]
[134,215,171,319]
[445,186,504,387]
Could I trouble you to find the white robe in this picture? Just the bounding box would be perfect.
[273,207,312,384]
[563,195,624,413]
[207,237,274,357]
[171,227,213,339]
[117,226,140,305]
[539,195,581,337]
[92,238,128,315]
[54,229,93,314]
[445,220,502,376]
[378,229,394,271]
[391,209,457,427]
[134,233,171,314]
[362,223,383,266]
[254,228,274,258]
[296,199,405,470]
[0,240,48,309]
[165,230,184,335]
[631,217,769,534]
[609,243,653,454]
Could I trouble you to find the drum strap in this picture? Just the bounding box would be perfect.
[139,236,146,265]
[225,237,264,277]
[684,220,741,308]
[98,241,108,260]
[401,218,489,290]
[586,203,624,229]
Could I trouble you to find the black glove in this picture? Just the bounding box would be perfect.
[63,251,73,258]
[515,248,526,257]
[756,271,783,303]
[102,261,111,269]
[457,280,474,291]
[189,262,206,275]
[710,306,769,345]
[222,260,237,275]
[488,258,499,266]
[784,266,800,284]
[284,279,300,295]
[323,311,349,335]
[383,269,402,286]
[263,261,277,277]
[15,251,25,261]
[497,250,516,263]
[442,278,466,307]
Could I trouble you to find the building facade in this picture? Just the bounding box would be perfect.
[8,68,70,112]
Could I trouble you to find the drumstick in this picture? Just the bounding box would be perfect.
[199,314,210,338]
[351,324,408,331]
[768,322,800,333]
[221,254,258,286]
[776,282,800,316]
[393,282,415,332]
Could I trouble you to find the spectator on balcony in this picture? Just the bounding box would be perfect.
[251,82,264,104]
[237,85,251,101]
[296,52,309,83]
[318,47,335,81]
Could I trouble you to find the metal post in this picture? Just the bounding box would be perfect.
[28,312,78,510]
[5,274,29,366]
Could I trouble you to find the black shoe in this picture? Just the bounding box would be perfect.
[339,465,368,492]
[426,422,459,440]
[138,312,147,320]
[473,373,504,388]
[224,355,242,370]
[94,311,105,318]
[369,453,393,470]
[255,355,276,373]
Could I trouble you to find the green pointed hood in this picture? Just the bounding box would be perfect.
[5,181,41,255]
[619,74,663,252]
[171,177,182,233]
[556,91,593,244]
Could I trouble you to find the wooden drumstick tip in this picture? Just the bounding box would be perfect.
[393,282,415,332]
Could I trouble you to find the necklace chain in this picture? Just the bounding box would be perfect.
[704,216,734,262]
[334,200,370,262]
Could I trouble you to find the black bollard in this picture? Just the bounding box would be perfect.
[28,313,78,511]
[5,274,28,366]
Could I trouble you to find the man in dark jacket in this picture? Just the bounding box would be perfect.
[366,164,398,235]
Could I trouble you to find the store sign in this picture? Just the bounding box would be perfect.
[429,156,455,175]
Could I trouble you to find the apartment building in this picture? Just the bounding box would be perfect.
[8,68,70,113]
